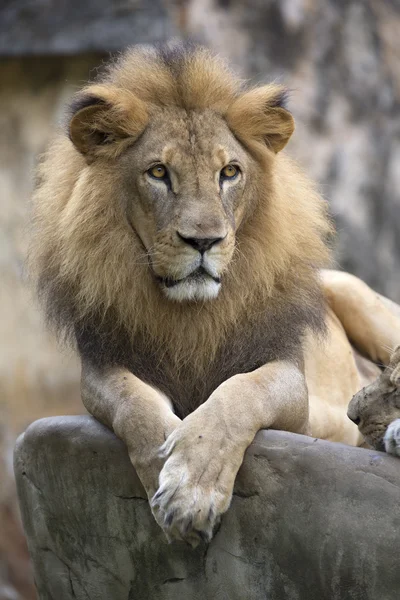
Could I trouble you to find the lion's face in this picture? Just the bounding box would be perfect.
[348,348,400,450]
[67,47,296,303]
[118,108,256,302]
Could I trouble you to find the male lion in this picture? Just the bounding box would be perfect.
[30,42,400,545]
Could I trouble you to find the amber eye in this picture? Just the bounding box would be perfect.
[220,164,239,181]
[148,164,167,179]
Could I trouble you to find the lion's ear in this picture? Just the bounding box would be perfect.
[226,85,294,153]
[69,84,148,161]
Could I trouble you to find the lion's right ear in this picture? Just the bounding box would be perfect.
[68,85,148,161]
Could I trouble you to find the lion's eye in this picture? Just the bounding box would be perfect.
[148,164,168,179]
[220,164,239,181]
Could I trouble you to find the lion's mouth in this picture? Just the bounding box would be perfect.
[359,422,387,452]
[157,266,221,289]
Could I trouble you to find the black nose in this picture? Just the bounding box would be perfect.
[349,415,361,426]
[177,233,224,253]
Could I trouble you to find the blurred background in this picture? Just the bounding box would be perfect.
[1,0,399,597]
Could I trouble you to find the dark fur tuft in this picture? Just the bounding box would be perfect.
[269,88,290,109]
[68,94,107,118]
[156,40,198,73]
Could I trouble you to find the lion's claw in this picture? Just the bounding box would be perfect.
[151,458,231,543]
[151,478,220,546]
[150,450,236,544]
[149,413,246,545]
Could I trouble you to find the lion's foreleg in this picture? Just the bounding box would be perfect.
[81,360,181,503]
[151,360,309,545]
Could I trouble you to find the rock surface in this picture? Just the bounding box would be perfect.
[14,416,400,600]
[0,0,176,55]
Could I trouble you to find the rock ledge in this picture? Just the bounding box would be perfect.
[14,416,400,600]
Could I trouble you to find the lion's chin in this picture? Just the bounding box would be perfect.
[360,425,386,452]
[162,275,221,302]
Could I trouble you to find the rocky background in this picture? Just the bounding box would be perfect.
[0,1,399,598]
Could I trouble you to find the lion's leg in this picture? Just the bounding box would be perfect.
[321,270,400,452]
[321,270,400,365]
[81,360,181,529]
[151,359,309,544]
[305,309,367,446]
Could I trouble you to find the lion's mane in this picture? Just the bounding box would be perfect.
[29,43,332,412]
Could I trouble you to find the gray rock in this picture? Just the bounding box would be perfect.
[0,0,176,56]
[14,416,400,600]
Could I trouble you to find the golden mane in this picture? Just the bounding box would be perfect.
[29,42,333,378]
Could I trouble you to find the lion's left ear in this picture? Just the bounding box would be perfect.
[226,85,294,153]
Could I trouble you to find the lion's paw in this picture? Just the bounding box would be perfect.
[150,424,241,546]
[384,418,400,457]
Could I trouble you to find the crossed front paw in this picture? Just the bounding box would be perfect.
[384,419,400,457]
[150,420,244,546]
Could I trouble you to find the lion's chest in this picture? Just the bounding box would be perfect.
[128,312,304,418]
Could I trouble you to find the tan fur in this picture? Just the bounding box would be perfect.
[29,43,400,546]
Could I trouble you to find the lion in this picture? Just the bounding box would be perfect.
[29,41,400,546]
[348,344,400,455]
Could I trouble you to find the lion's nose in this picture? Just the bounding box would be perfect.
[177,233,224,254]
[348,414,361,426]
[347,396,362,426]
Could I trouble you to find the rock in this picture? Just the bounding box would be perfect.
[0,0,177,55]
[14,416,400,600]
